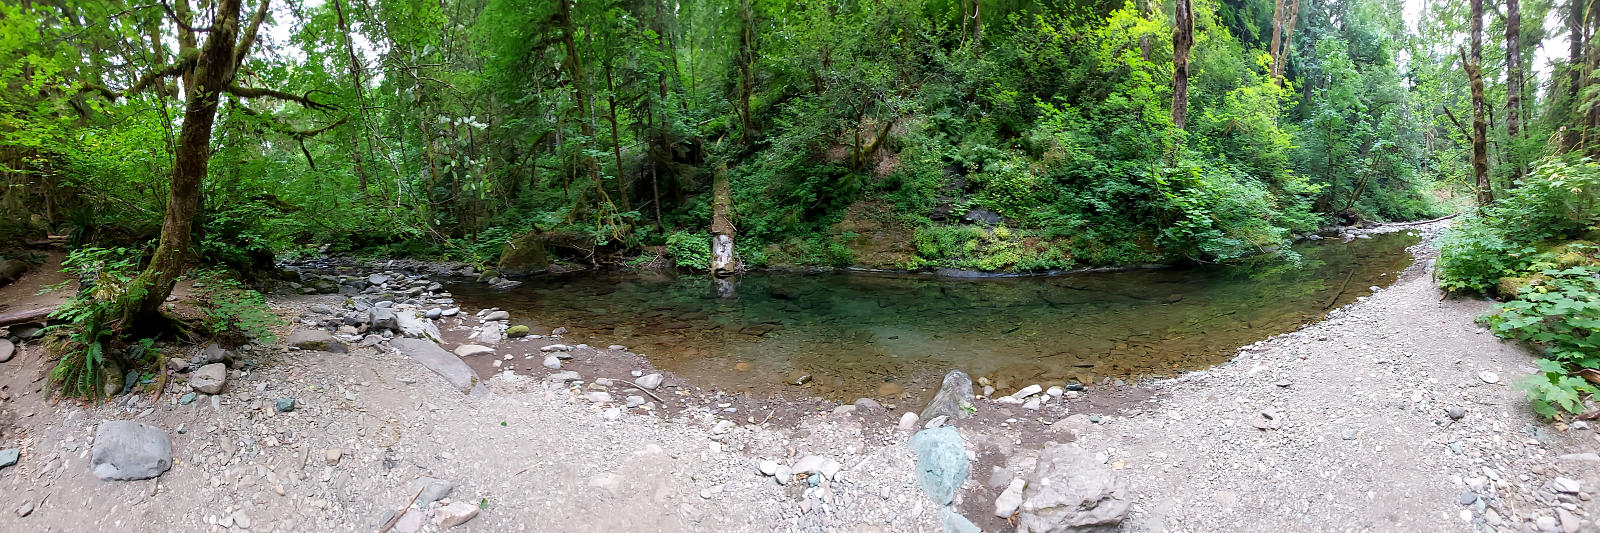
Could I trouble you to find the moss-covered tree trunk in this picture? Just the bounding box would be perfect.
[125,0,248,327]
[1171,0,1193,131]
[1467,0,1492,207]
[710,164,737,279]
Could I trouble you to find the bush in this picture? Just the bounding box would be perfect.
[1439,157,1600,293]
[1483,265,1600,416]
[666,230,711,270]
[42,247,147,399]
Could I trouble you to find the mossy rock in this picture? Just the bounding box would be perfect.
[1496,273,1549,300]
[1556,252,1594,269]
[506,325,531,338]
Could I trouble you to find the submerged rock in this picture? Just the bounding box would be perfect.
[1016,443,1129,533]
[909,427,968,505]
[91,421,173,481]
[919,370,976,421]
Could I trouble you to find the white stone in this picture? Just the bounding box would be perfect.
[453,344,494,357]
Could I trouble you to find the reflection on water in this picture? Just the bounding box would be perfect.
[450,232,1420,403]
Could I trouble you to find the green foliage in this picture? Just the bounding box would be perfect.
[42,247,145,399]
[666,231,712,271]
[1483,266,1600,416]
[191,269,282,344]
[1439,158,1600,293]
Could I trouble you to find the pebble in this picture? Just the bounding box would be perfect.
[758,460,779,476]
[1478,370,1500,384]
[0,448,17,469]
[275,398,296,412]
[15,501,31,517]
[625,396,645,408]
[1459,492,1477,505]
[1447,406,1466,420]
[898,412,919,431]
[711,420,735,435]
[1554,477,1582,494]
[325,449,342,466]
[635,373,663,390]
[584,392,613,403]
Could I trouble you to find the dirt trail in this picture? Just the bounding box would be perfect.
[0,230,1590,533]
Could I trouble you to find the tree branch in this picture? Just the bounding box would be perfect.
[235,0,274,67]
[225,84,337,112]
[76,59,194,100]
[233,103,349,138]
[158,0,212,33]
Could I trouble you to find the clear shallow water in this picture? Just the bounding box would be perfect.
[450,232,1420,403]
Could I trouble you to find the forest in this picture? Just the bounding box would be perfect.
[7,0,1600,407]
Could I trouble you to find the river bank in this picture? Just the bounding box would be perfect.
[0,221,1592,532]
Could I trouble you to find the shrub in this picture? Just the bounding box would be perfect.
[1483,265,1600,416]
[666,230,711,270]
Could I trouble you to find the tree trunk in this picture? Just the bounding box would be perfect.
[333,0,370,194]
[710,164,737,279]
[125,0,247,325]
[1171,0,1194,131]
[1269,0,1286,83]
[1565,0,1586,151]
[604,61,632,211]
[1506,0,1523,184]
[556,0,611,214]
[734,0,757,144]
[1467,0,1493,207]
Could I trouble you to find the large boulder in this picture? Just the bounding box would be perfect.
[1016,444,1130,533]
[920,370,976,420]
[189,363,227,394]
[91,421,173,481]
[908,426,968,505]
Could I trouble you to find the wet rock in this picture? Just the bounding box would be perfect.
[635,373,663,390]
[453,344,494,357]
[483,310,510,321]
[90,420,173,481]
[287,329,341,351]
[190,363,227,394]
[909,427,967,505]
[1016,443,1130,532]
[920,370,976,420]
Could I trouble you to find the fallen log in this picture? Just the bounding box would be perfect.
[0,307,56,327]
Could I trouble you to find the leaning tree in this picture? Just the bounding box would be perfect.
[70,0,338,330]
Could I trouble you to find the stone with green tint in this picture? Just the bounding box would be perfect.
[909,426,968,505]
[275,398,297,412]
[178,392,197,405]
[506,325,531,338]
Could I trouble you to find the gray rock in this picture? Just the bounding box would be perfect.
[275,398,296,412]
[1478,370,1500,384]
[0,448,18,469]
[853,397,885,413]
[191,343,227,366]
[286,329,341,351]
[1458,492,1477,505]
[920,370,976,420]
[1447,406,1466,420]
[483,310,510,321]
[90,420,173,481]
[584,391,613,403]
[409,476,454,504]
[635,373,663,390]
[425,308,442,319]
[434,501,479,528]
[0,338,12,363]
[477,322,508,345]
[309,304,335,314]
[909,427,967,505]
[995,477,1027,517]
[453,344,494,357]
[543,355,562,370]
[189,363,227,394]
[547,371,581,383]
[1016,443,1129,533]
[394,310,440,341]
[178,392,197,405]
[441,307,460,317]
[368,307,399,331]
[791,455,841,479]
[367,273,390,286]
[391,338,485,395]
[624,395,645,408]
